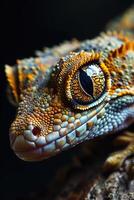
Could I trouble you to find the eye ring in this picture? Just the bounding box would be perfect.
[58,51,111,110]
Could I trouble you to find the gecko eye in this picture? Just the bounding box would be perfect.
[67,62,108,110]
[57,51,110,110]
[77,63,105,102]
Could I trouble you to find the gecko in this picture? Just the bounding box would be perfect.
[5,6,134,171]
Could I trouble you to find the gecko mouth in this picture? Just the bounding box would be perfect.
[10,132,59,161]
[10,96,134,161]
[10,116,97,161]
[10,103,105,161]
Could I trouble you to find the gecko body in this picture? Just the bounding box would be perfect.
[5,7,134,163]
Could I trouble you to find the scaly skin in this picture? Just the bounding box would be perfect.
[5,6,134,166]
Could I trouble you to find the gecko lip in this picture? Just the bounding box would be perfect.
[9,120,63,161]
[9,117,96,161]
[9,103,107,161]
[9,120,91,161]
[10,131,55,161]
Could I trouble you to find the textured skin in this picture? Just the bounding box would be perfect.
[5,6,134,162]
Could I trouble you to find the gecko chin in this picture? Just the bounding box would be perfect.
[10,130,57,161]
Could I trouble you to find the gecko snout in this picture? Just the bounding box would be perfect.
[9,123,50,161]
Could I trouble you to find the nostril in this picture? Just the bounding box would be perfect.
[32,126,41,136]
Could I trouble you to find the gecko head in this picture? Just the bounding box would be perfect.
[9,49,134,161]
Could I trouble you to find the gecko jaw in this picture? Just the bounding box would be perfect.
[10,129,64,161]
[9,104,134,161]
[9,102,106,161]
[10,129,54,161]
[9,113,98,161]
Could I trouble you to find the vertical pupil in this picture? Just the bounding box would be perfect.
[79,69,93,97]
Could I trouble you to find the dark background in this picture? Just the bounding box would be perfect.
[0,0,133,199]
